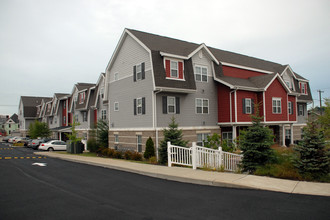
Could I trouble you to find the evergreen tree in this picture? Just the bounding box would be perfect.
[240,109,275,173]
[28,120,51,139]
[144,137,155,159]
[159,117,188,165]
[318,99,330,140]
[294,120,329,179]
[97,119,109,148]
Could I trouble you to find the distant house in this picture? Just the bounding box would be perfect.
[4,114,19,135]
[18,96,52,137]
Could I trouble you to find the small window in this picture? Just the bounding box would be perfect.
[101,109,107,120]
[288,102,293,115]
[63,116,66,125]
[299,82,308,94]
[114,135,119,143]
[195,66,208,82]
[167,97,176,114]
[137,98,143,115]
[285,129,291,139]
[75,114,79,122]
[298,104,304,116]
[79,92,85,104]
[136,64,142,80]
[137,135,142,152]
[222,132,233,143]
[83,112,87,122]
[114,73,119,81]
[197,133,210,147]
[272,98,281,114]
[63,101,66,109]
[114,102,119,112]
[244,98,252,114]
[196,98,209,114]
[100,87,104,99]
[171,61,178,78]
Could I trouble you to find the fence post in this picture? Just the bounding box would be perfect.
[167,142,172,167]
[192,142,197,170]
[218,146,223,167]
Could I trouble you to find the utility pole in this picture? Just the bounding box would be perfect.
[317,90,324,115]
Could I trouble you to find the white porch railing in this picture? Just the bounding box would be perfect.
[167,142,243,172]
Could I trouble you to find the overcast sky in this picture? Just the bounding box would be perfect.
[1,0,329,115]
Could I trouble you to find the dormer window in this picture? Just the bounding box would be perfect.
[165,59,184,80]
[299,82,307,95]
[79,92,85,104]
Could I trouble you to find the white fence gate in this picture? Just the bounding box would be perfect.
[167,142,243,172]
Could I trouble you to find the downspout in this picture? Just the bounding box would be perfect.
[153,89,162,160]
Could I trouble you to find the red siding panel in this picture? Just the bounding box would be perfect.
[288,95,297,122]
[223,66,265,79]
[236,90,261,122]
[217,84,231,123]
[265,78,288,121]
[165,60,171,78]
[178,61,183,79]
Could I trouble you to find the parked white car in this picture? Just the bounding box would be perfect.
[8,137,19,143]
[39,140,67,151]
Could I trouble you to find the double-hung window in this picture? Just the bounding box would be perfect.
[298,104,304,116]
[299,82,307,94]
[243,98,252,114]
[133,63,145,81]
[196,98,209,114]
[170,61,178,78]
[114,102,119,112]
[288,102,293,115]
[197,133,210,147]
[79,92,85,104]
[101,109,107,120]
[195,66,208,82]
[222,132,233,143]
[137,135,142,152]
[134,97,145,115]
[167,96,176,114]
[272,98,282,114]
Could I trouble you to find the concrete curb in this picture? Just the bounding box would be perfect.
[34,152,330,196]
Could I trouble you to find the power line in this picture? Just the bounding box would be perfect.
[317,90,324,115]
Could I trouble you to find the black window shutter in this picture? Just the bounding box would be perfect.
[242,99,246,114]
[141,62,145,80]
[133,66,136,82]
[134,99,136,115]
[142,97,146,114]
[162,96,167,114]
[252,99,255,114]
[176,97,180,114]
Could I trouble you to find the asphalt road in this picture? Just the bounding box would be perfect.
[0,143,329,220]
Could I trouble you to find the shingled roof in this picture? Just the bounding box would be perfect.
[21,96,52,118]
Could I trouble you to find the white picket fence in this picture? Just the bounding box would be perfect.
[167,142,243,172]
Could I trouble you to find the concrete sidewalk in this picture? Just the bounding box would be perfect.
[34,151,330,197]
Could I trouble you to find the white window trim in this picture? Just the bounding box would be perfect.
[114,134,119,143]
[136,63,142,81]
[197,133,210,147]
[164,58,185,81]
[298,104,304,116]
[136,97,143,115]
[167,96,176,114]
[137,135,142,152]
[245,98,252,114]
[196,98,209,114]
[114,102,119,112]
[272,98,282,114]
[222,132,233,143]
[195,65,208,82]
[101,109,107,120]
[114,72,119,81]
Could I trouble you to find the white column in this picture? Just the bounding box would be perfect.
[282,125,286,147]
[192,142,197,170]
[290,124,294,145]
[232,125,237,144]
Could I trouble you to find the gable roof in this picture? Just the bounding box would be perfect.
[20,96,52,118]
[9,113,19,123]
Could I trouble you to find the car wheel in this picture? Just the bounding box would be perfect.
[48,148,54,152]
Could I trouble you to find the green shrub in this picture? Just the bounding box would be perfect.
[124,150,133,160]
[131,152,142,161]
[107,148,115,158]
[101,148,109,157]
[87,138,99,153]
[148,156,158,164]
[144,137,155,159]
[113,151,122,159]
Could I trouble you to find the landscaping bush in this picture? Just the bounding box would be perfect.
[148,156,158,164]
[124,150,133,160]
[131,152,142,161]
[87,138,99,153]
[144,137,155,159]
[113,150,122,159]
[107,148,115,158]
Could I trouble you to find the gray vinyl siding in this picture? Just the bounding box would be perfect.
[156,78,218,127]
[107,34,153,129]
[297,102,308,124]
[156,49,218,127]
